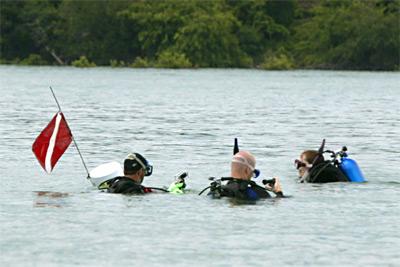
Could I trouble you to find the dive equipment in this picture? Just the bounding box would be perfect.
[89,161,123,187]
[198,177,230,196]
[199,177,275,196]
[253,169,261,178]
[337,147,366,182]
[232,138,260,178]
[168,171,188,194]
[304,141,366,183]
[234,138,239,155]
[125,153,153,176]
[262,178,276,187]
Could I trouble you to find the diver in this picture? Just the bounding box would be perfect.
[200,150,284,200]
[295,139,349,183]
[98,153,187,194]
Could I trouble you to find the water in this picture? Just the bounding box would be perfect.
[0,66,399,266]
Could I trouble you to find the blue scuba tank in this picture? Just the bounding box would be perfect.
[339,156,366,182]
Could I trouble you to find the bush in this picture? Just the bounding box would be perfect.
[10,58,21,64]
[110,59,126,67]
[130,57,150,68]
[19,54,47,65]
[154,51,192,68]
[259,50,294,70]
[71,56,96,67]
[237,54,254,68]
[0,58,9,64]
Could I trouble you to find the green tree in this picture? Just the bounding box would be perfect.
[22,0,64,64]
[265,0,296,27]
[1,0,65,65]
[122,0,252,67]
[227,0,292,63]
[294,0,400,70]
[119,0,191,61]
[1,0,398,70]
[173,2,251,67]
[57,0,135,65]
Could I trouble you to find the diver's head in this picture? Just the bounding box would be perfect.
[231,151,257,180]
[124,153,153,184]
[295,150,323,178]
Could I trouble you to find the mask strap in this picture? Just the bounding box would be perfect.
[232,155,255,171]
[126,154,147,171]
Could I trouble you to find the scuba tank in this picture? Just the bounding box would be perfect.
[338,147,366,182]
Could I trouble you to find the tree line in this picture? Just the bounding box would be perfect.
[1,0,399,70]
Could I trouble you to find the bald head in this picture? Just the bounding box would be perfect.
[231,151,256,180]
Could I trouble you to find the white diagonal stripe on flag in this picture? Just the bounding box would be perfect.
[45,112,62,173]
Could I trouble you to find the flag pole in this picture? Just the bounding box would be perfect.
[49,87,91,179]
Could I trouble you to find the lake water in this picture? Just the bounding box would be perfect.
[0,66,399,266]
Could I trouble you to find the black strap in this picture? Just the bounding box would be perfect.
[308,161,334,183]
[198,186,212,195]
[198,177,262,196]
[147,187,169,193]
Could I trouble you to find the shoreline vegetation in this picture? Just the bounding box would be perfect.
[1,0,399,71]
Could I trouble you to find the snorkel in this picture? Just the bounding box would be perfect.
[314,138,326,166]
[234,138,239,155]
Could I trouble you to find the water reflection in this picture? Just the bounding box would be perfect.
[33,191,70,208]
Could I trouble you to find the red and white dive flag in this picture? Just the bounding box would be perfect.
[32,112,72,173]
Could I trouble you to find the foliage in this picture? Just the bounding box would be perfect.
[56,1,134,65]
[259,49,294,70]
[71,56,96,67]
[130,57,150,68]
[19,54,47,65]
[1,0,398,70]
[119,0,189,61]
[110,60,126,67]
[155,50,192,68]
[294,0,400,70]
[228,0,292,63]
[172,2,248,67]
[0,1,40,61]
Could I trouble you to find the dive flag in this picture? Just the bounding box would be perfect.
[32,112,72,173]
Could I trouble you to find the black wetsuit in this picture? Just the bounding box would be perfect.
[104,176,153,194]
[208,178,283,200]
[305,161,349,183]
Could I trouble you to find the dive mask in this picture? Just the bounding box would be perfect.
[144,163,153,176]
[294,159,312,170]
[253,169,260,178]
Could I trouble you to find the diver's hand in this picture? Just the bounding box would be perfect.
[168,181,185,194]
[272,177,282,194]
[265,177,283,195]
[168,172,188,194]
